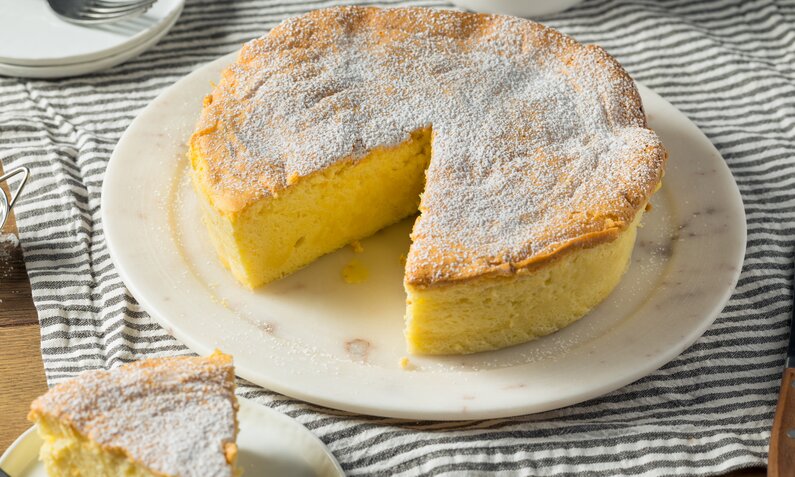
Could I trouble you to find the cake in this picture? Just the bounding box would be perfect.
[189,7,667,355]
[28,351,241,477]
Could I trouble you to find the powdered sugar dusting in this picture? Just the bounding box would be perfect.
[191,6,666,284]
[31,354,237,477]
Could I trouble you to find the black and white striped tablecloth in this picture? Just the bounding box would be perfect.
[2,0,793,474]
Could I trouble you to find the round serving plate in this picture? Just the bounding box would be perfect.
[0,0,183,67]
[0,398,344,477]
[102,51,746,420]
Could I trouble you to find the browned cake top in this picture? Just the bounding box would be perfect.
[190,6,666,286]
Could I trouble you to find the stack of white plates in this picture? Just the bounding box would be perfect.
[0,0,184,79]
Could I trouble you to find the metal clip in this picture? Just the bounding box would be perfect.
[0,166,29,229]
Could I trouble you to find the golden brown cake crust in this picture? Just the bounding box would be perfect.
[190,6,667,287]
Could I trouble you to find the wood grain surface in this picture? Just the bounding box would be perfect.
[769,367,795,477]
[0,166,48,455]
[0,166,768,476]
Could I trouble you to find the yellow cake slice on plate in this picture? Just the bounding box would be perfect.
[28,351,240,477]
[189,6,667,355]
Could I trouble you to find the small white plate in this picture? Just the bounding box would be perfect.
[0,4,181,79]
[0,397,344,477]
[102,52,746,420]
[0,0,183,67]
[450,0,584,17]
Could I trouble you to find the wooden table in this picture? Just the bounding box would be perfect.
[0,165,768,476]
[0,176,47,454]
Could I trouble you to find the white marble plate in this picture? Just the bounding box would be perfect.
[0,398,344,477]
[102,52,746,420]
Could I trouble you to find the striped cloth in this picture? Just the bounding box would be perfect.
[2,0,792,474]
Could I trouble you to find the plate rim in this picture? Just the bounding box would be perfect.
[101,52,747,420]
[0,426,38,473]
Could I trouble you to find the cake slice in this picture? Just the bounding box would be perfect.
[28,351,240,477]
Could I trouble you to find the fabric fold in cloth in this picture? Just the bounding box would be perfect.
[1,0,792,475]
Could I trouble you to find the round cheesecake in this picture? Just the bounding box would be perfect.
[189,6,667,355]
